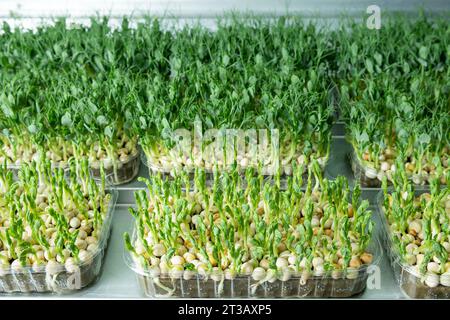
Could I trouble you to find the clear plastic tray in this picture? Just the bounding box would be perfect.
[0,187,118,294]
[89,150,140,185]
[7,151,141,185]
[6,162,68,180]
[376,188,450,299]
[350,149,446,188]
[5,151,140,186]
[350,151,385,188]
[324,148,383,190]
[125,231,382,298]
[142,151,325,184]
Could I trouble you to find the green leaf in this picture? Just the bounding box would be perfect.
[410,79,420,94]
[418,133,430,145]
[374,52,382,66]
[419,46,429,60]
[161,118,171,130]
[255,116,266,128]
[93,55,104,71]
[84,114,92,124]
[222,54,230,66]
[0,104,13,118]
[28,124,38,134]
[61,112,73,127]
[139,116,147,129]
[161,127,172,140]
[96,115,108,127]
[104,125,113,138]
[397,128,409,140]
[87,101,98,114]
[399,100,413,114]
[351,43,358,57]
[255,54,263,65]
[417,58,428,67]
[184,262,195,270]
[106,49,114,63]
[357,131,369,143]
[402,61,410,73]
[282,47,289,60]
[365,59,374,74]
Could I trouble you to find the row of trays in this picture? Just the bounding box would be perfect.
[130,238,381,298]
[5,152,141,186]
[0,187,447,299]
[23,145,428,190]
[1,131,446,298]
[128,189,449,299]
[5,120,440,191]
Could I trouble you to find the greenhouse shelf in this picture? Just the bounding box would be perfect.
[331,121,346,137]
[0,205,403,299]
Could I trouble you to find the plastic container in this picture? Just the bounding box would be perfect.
[6,151,140,186]
[143,151,209,180]
[142,151,326,185]
[125,232,381,298]
[6,162,69,180]
[349,151,386,188]
[376,189,450,299]
[0,187,118,294]
[350,149,447,188]
[90,150,140,185]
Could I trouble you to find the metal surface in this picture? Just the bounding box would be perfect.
[331,121,346,138]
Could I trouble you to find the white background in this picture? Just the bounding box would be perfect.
[0,0,449,18]
[0,0,448,30]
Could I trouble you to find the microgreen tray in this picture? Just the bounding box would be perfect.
[90,150,141,186]
[125,231,381,298]
[376,188,450,299]
[0,188,118,294]
[142,151,327,183]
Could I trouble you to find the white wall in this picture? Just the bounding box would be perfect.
[0,0,448,30]
[1,0,449,18]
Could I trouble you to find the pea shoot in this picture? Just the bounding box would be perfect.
[125,161,376,296]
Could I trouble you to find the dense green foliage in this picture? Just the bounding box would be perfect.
[0,15,448,177]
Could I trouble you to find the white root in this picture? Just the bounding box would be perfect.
[250,269,276,294]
